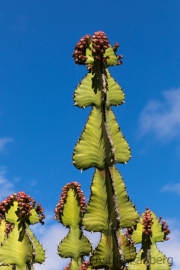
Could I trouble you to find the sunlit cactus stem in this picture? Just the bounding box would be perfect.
[54,182,92,270]
[71,31,139,269]
[0,192,46,270]
[128,208,171,270]
[55,30,171,270]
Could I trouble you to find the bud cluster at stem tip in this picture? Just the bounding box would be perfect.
[0,192,45,224]
[54,181,86,221]
[91,31,110,61]
[72,34,90,65]
[0,194,16,219]
[72,30,123,65]
[142,208,153,236]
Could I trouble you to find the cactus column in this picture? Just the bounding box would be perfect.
[72,31,138,269]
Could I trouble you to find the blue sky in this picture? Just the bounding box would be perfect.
[0,1,180,269]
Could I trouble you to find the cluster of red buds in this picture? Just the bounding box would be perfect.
[125,227,134,240]
[91,31,110,62]
[72,31,123,66]
[16,192,45,224]
[54,182,86,221]
[0,192,45,225]
[4,221,14,237]
[158,217,170,240]
[112,42,123,65]
[116,54,123,66]
[142,208,153,236]
[72,35,90,65]
[79,261,91,270]
[124,227,135,246]
[0,194,16,219]
[63,263,70,270]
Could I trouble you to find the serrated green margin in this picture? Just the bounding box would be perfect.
[58,187,92,270]
[90,232,123,270]
[73,107,105,170]
[106,109,131,164]
[104,47,117,66]
[82,168,109,231]
[61,189,81,227]
[117,229,136,262]
[26,227,45,264]
[109,166,139,227]
[0,224,33,269]
[73,69,124,109]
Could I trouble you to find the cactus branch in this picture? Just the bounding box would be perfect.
[0,192,45,269]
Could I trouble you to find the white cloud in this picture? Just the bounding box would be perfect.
[161,183,180,195]
[33,224,100,270]
[138,88,180,141]
[34,225,69,270]
[0,137,13,152]
[0,167,14,200]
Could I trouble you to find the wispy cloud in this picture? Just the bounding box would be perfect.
[161,183,180,195]
[138,87,180,141]
[0,167,14,201]
[34,225,69,270]
[0,137,13,152]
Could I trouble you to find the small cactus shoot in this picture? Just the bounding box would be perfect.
[54,182,92,270]
[0,192,45,270]
[128,208,171,269]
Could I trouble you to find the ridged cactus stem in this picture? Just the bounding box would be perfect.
[72,31,139,269]
[54,182,92,270]
[101,67,115,166]
[142,237,151,270]
[56,30,171,270]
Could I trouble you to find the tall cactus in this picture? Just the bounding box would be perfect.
[55,31,171,270]
[0,192,45,270]
[72,31,139,269]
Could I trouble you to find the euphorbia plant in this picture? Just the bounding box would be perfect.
[54,31,171,270]
[72,30,139,269]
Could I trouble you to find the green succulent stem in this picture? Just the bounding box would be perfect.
[0,193,45,269]
[128,209,171,269]
[56,31,171,270]
[54,182,92,270]
[101,66,115,167]
[71,31,140,269]
[141,235,151,270]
